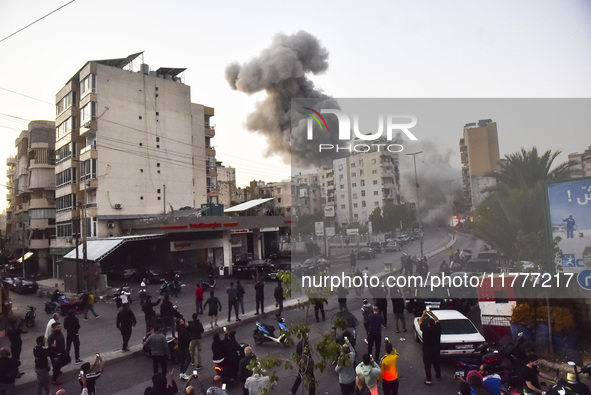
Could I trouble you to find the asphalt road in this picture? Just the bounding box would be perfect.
[3,227,491,394]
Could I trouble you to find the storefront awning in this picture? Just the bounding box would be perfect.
[63,234,165,262]
[224,198,274,213]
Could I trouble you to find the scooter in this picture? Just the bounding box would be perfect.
[542,361,591,395]
[253,317,289,347]
[25,305,36,328]
[202,275,216,289]
[214,342,249,383]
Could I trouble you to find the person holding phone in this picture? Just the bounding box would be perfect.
[78,354,104,395]
[206,375,226,394]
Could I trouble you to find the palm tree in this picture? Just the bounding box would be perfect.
[474,147,579,267]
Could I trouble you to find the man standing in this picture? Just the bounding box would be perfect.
[78,354,104,395]
[312,298,327,323]
[361,299,374,334]
[238,346,256,395]
[33,336,52,395]
[274,281,284,318]
[390,288,407,334]
[45,313,59,341]
[195,282,204,315]
[139,278,148,306]
[355,374,372,395]
[203,291,222,330]
[226,282,240,322]
[206,375,226,395]
[379,341,399,395]
[160,294,176,337]
[564,215,576,238]
[355,354,381,395]
[366,306,384,360]
[337,285,349,312]
[236,280,245,316]
[83,290,100,321]
[350,250,357,271]
[116,303,136,352]
[143,325,170,374]
[374,285,388,328]
[419,310,441,385]
[254,278,265,315]
[0,347,20,395]
[176,318,191,380]
[64,309,82,364]
[143,294,162,333]
[47,322,68,386]
[188,313,204,369]
[7,318,27,377]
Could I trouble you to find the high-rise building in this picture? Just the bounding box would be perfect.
[5,121,55,275]
[460,119,500,211]
[216,161,237,208]
[52,52,216,263]
[568,146,591,178]
[334,147,400,224]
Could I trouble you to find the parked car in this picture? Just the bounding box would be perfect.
[413,309,485,356]
[1,277,15,290]
[232,260,252,279]
[396,235,410,245]
[299,257,329,275]
[11,277,39,294]
[406,281,455,316]
[268,262,292,281]
[357,248,376,260]
[233,259,274,279]
[459,248,473,261]
[368,242,382,254]
[133,267,165,284]
[384,242,401,252]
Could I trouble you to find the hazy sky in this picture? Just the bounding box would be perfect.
[0,0,590,211]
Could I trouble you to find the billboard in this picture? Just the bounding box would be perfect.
[547,177,591,272]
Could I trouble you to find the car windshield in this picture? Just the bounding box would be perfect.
[439,319,478,334]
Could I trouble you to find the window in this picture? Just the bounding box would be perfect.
[352,183,357,188]
[353,203,358,208]
[372,170,377,174]
[57,221,74,238]
[361,190,366,197]
[56,194,77,212]
[373,180,378,185]
[56,168,76,187]
[81,102,96,124]
[80,74,97,97]
[339,175,344,181]
[362,201,366,207]
[56,117,75,140]
[372,159,377,164]
[56,142,76,163]
[341,194,345,199]
[353,194,358,199]
[359,159,364,166]
[81,159,97,181]
[341,205,346,209]
[351,163,355,168]
[352,172,356,177]
[374,191,379,195]
[360,180,365,186]
[374,201,379,206]
[360,170,364,176]
[340,185,344,189]
[56,91,76,115]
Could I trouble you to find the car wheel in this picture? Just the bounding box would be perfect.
[414,328,421,342]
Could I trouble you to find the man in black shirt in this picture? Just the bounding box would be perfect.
[254,279,265,315]
[143,294,162,333]
[176,318,191,380]
[160,294,176,337]
[188,313,204,369]
[366,306,384,360]
[47,322,68,385]
[419,310,441,385]
[79,354,104,395]
[0,347,20,394]
[236,280,246,316]
[34,336,52,395]
[116,303,136,352]
[7,318,27,377]
[274,282,284,317]
[64,309,82,363]
[522,354,548,394]
[238,346,256,395]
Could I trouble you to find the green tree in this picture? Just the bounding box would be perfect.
[474,147,580,269]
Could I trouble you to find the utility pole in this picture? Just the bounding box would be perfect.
[406,151,423,257]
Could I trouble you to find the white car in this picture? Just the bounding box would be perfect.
[413,309,485,356]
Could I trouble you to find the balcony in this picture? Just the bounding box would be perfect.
[29,239,50,250]
[6,168,15,177]
[80,120,97,137]
[80,145,98,161]
[205,148,216,157]
[6,157,15,166]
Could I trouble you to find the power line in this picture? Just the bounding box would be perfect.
[0,87,54,105]
[0,0,77,44]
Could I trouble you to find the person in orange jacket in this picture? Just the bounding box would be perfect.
[378,340,399,395]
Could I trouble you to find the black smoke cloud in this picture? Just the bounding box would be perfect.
[225,31,345,168]
[398,139,463,225]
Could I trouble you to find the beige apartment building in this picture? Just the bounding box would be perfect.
[5,121,55,275]
[216,161,237,208]
[52,52,217,263]
[568,146,591,178]
[460,119,500,211]
[334,148,400,224]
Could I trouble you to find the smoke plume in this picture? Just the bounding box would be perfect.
[225,31,344,168]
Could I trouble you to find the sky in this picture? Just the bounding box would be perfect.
[0,0,590,212]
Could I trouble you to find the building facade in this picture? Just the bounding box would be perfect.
[52,52,217,266]
[216,161,237,208]
[568,146,591,178]
[5,121,56,275]
[459,119,500,211]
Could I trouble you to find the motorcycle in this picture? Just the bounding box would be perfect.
[25,305,36,328]
[253,317,289,347]
[202,275,216,289]
[214,342,249,383]
[542,361,591,395]
[45,294,84,316]
[142,330,180,364]
[44,300,60,314]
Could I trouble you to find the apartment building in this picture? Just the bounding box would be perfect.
[216,161,237,208]
[568,146,591,178]
[52,52,216,261]
[334,148,400,224]
[459,119,500,211]
[5,121,55,275]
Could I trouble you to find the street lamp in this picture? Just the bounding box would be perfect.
[447,180,454,227]
[406,151,423,257]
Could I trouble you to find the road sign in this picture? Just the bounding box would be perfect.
[315,221,324,236]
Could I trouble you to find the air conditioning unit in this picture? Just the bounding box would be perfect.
[83,121,91,129]
[66,237,72,243]
[107,222,115,229]
[114,204,122,209]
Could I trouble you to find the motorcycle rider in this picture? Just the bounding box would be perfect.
[522,354,552,395]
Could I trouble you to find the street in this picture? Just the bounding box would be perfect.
[4,228,490,394]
